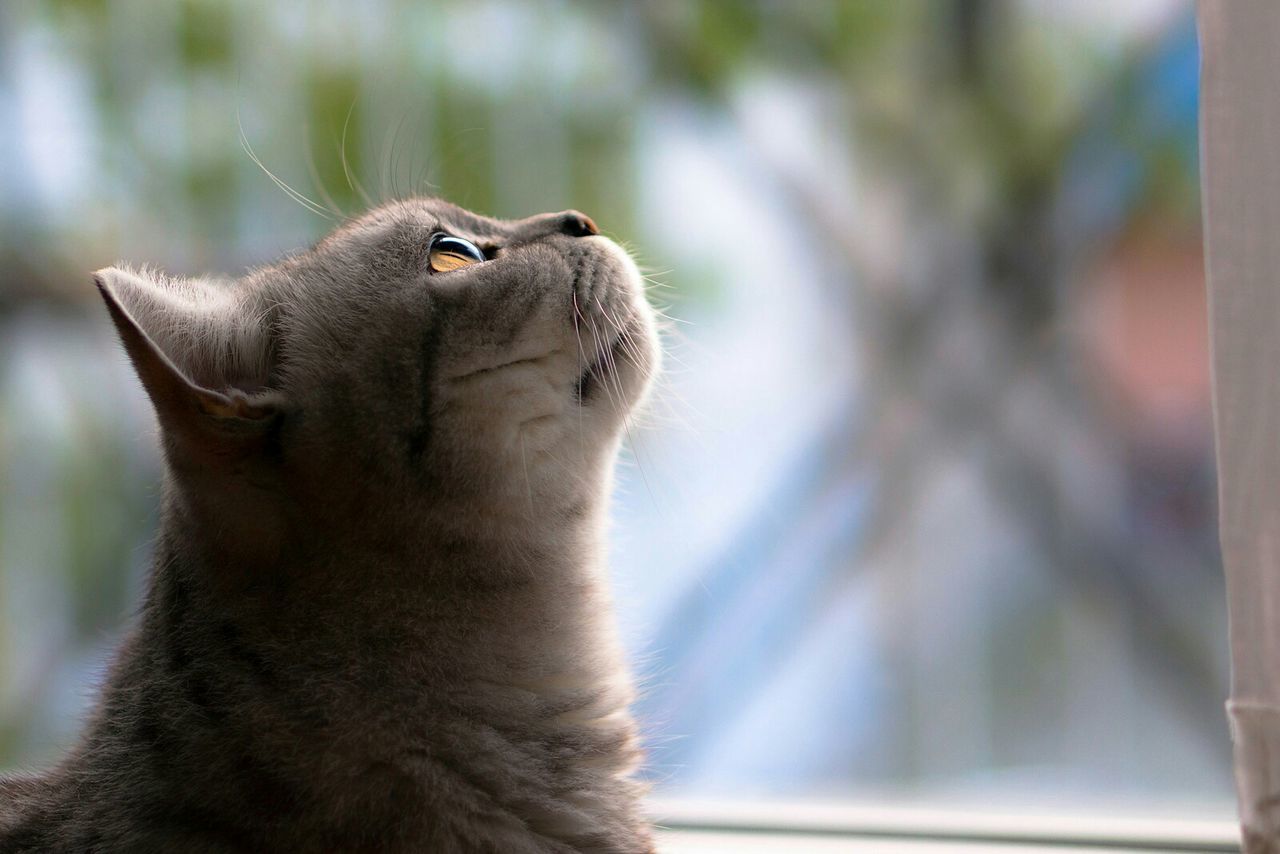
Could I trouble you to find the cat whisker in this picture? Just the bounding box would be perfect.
[591,299,657,507]
[597,307,652,422]
[617,332,651,385]
[390,110,409,201]
[583,317,616,409]
[408,112,438,198]
[572,291,588,449]
[236,104,333,220]
[379,111,408,203]
[303,124,347,220]
[388,105,427,202]
[642,281,676,297]
[649,327,693,373]
[596,297,644,370]
[596,304,635,367]
[591,300,626,368]
[634,374,699,434]
[339,98,374,209]
[599,303,694,441]
[588,319,631,442]
[648,305,692,328]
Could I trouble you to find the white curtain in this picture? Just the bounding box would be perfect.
[1201,2,1280,847]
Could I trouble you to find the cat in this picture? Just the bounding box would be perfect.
[0,198,660,853]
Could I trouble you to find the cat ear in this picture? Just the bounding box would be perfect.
[94,266,282,452]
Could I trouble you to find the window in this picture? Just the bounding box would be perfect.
[0,0,1231,839]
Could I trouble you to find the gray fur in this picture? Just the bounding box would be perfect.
[0,199,659,853]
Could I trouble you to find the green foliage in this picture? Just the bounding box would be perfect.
[428,83,498,216]
[178,1,234,69]
[4,0,1194,313]
[303,67,368,214]
[59,430,146,634]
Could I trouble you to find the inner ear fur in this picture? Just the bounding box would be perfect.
[94,266,282,452]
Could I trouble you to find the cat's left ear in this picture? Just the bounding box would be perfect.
[94,266,282,453]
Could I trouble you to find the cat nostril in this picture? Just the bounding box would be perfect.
[559,211,599,238]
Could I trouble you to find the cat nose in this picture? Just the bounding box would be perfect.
[556,211,599,238]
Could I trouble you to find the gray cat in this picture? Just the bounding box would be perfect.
[0,199,660,853]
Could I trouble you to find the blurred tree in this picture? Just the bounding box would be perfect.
[0,0,1223,795]
[625,0,1220,781]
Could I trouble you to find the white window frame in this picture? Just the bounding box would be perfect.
[651,799,1239,852]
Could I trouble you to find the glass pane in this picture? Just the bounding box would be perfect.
[0,0,1229,819]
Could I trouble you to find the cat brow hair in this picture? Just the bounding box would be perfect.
[236,99,333,221]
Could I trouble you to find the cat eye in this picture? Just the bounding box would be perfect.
[428,234,486,272]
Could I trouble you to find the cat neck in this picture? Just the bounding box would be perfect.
[151,477,632,705]
[85,483,652,851]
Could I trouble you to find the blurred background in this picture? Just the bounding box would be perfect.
[0,0,1227,817]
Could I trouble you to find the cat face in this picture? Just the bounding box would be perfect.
[95,198,659,537]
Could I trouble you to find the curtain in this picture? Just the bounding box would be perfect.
[1201,2,1280,847]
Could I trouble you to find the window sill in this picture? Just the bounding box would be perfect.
[650,798,1240,852]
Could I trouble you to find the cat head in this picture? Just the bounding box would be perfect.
[95,198,659,549]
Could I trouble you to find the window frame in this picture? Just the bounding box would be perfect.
[649,798,1240,852]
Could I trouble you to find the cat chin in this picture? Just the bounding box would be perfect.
[578,237,660,399]
[575,325,637,406]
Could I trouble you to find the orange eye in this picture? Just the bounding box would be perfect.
[429,235,485,272]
